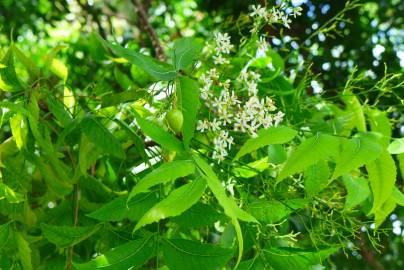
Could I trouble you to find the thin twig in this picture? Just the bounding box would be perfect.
[131,0,166,60]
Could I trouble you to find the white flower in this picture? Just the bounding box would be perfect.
[247,81,258,96]
[293,7,303,18]
[197,119,210,132]
[274,111,285,126]
[213,54,230,65]
[210,118,222,132]
[257,36,269,53]
[250,5,268,20]
[214,32,234,54]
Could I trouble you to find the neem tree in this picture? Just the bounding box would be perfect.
[0,1,403,270]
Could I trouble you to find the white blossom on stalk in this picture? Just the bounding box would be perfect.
[197,119,210,132]
[213,54,229,65]
[274,111,285,126]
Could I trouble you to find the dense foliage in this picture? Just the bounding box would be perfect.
[0,1,403,270]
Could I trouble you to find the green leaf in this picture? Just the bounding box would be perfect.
[374,197,396,228]
[162,239,233,270]
[133,111,184,152]
[171,202,224,228]
[263,247,339,270]
[79,134,104,175]
[366,150,397,214]
[41,223,101,248]
[13,45,40,79]
[277,133,340,183]
[80,116,125,159]
[304,160,330,197]
[392,187,404,206]
[47,96,73,127]
[194,154,257,267]
[388,138,404,154]
[234,126,297,160]
[87,193,158,222]
[248,198,308,223]
[238,257,266,270]
[96,34,176,81]
[134,177,206,231]
[342,175,371,210]
[194,155,257,223]
[0,223,10,249]
[9,113,28,150]
[16,232,33,270]
[114,66,133,90]
[177,76,200,148]
[0,182,25,203]
[0,47,24,91]
[366,108,392,147]
[101,89,146,107]
[73,236,155,270]
[233,157,269,179]
[128,160,195,200]
[50,58,68,82]
[332,133,382,179]
[268,144,287,165]
[172,37,203,71]
[114,119,148,162]
[343,95,366,132]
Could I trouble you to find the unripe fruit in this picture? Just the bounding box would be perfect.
[165,109,183,134]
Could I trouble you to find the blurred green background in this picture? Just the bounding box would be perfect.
[0,0,403,269]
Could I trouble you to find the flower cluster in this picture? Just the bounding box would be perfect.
[197,33,285,162]
[212,32,233,65]
[249,4,303,31]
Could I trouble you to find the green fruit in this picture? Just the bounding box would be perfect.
[165,109,183,134]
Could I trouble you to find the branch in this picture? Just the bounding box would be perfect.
[131,0,166,60]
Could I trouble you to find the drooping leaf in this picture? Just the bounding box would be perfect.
[133,111,184,152]
[366,150,397,214]
[95,34,176,81]
[234,126,297,160]
[41,223,101,248]
[128,160,195,201]
[172,37,203,71]
[332,133,382,179]
[392,186,404,206]
[304,160,330,197]
[193,155,257,223]
[101,89,146,107]
[342,175,371,210]
[277,133,340,183]
[374,197,396,228]
[233,157,269,179]
[263,246,339,270]
[80,116,125,159]
[0,182,25,203]
[87,193,158,222]
[134,177,206,231]
[50,59,68,82]
[162,239,233,270]
[387,138,404,154]
[73,236,155,270]
[177,76,199,148]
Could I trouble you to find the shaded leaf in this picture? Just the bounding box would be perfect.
[248,198,307,223]
[73,236,155,270]
[304,160,330,197]
[41,223,101,248]
[392,186,404,206]
[87,193,158,222]
[172,202,224,228]
[80,116,125,159]
[162,239,233,270]
[0,182,25,203]
[374,198,396,228]
[342,175,371,210]
[172,37,203,71]
[16,232,33,270]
